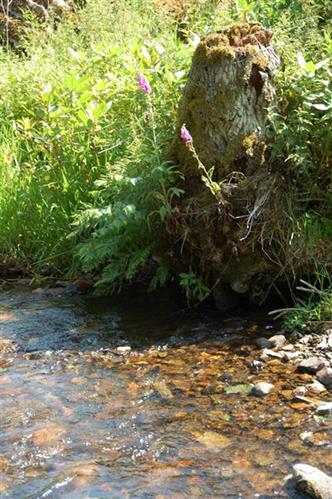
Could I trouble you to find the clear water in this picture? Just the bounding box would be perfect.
[0,287,331,498]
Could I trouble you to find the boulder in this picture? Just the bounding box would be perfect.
[292,464,332,499]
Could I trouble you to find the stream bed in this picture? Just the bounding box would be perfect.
[0,287,331,498]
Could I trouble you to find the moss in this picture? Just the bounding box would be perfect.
[193,33,235,65]
[242,133,258,152]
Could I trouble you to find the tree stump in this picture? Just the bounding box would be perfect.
[168,22,282,303]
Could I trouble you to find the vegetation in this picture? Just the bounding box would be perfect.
[0,0,331,325]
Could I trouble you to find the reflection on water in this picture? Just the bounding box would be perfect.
[0,287,331,497]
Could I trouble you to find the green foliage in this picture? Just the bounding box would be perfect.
[179,272,210,303]
[0,0,331,306]
[283,274,332,331]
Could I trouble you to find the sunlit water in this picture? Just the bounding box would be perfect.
[0,287,331,498]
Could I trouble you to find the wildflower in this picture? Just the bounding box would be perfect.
[137,72,151,94]
[180,124,192,142]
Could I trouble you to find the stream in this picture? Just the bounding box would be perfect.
[0,287,331,498]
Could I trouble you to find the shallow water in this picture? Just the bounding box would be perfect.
[0,287,331,498]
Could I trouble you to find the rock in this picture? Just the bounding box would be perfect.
[32,424,66,446]
[116,346,131,354]
[282,344,295,351]
[153,380,173,399]
[317,367,332,389]
[297,358,326,374]
[260,349,284,361]
[316,402,332,415]
[307,381,327,395]
[294,386,308,397]
[213,283,240,311]
[250,360,264,370]
[268,334,287,348]
[283,351,300,361]
[292,463,332,499]
[255,337,273,349]
[251,382,274,396]
[194,431,231,450]
[328,333,332,349]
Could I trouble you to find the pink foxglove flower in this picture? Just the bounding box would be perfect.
[137,72,151,94]
[180,124,192,142]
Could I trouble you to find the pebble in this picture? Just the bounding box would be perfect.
[251,382,274,396]
[255,337,272,349]
[116,346,131,354]
[296,357,326,374]
[268,334,287,348]
[307,380,327,394]
[283,351,300,361]
[260,349,284,361]
[316,402,332,415]
[294,386,307,396]
[316,367,332,389]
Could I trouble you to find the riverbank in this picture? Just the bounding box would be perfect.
[0,0,330,320]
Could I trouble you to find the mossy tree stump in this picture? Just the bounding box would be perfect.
[168,22,281,303]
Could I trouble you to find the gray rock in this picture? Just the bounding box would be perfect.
[250,360,264,370]
[316,402,332,415]
[255,337,273,349]
[317,367,332,389]
[268,334,287,348]
[297,357,326,374]
[251,382,274,396]
[260,349,284,361]
[293,463,332,499]
[283,351,300,361]
[283,344,295,351]
[294,386,308,396]
[307,380,327,395]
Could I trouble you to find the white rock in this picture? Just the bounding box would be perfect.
[316,402,332,415]
[293,463,332,499]
[307,381,327,395]
[251,382,274,396]
[268,334,287,348]
[116,346,131,354]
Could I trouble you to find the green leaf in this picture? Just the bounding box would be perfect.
[297,51,306,69]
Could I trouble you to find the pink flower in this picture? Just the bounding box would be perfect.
[137,72,151,94]
[180,124,192,142]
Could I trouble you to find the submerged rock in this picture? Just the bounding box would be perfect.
[292,463,332,499]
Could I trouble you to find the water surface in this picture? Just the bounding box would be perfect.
[0,287,331,497]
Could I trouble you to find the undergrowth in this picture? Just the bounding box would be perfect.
[0,0,330,322]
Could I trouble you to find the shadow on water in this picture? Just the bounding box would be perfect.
[0,286,329,498]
